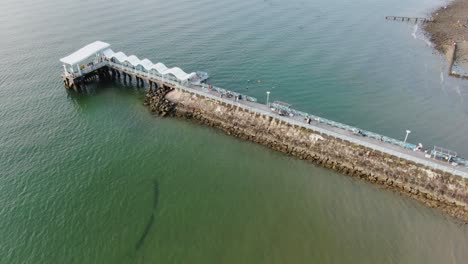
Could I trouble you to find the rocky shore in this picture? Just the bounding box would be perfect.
[145,88,468,223]
[424,0,468,75]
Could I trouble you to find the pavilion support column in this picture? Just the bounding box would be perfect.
[102,69,107,80]
[97,70,103,82]
[106,68,111,80]
[77,64,82,76]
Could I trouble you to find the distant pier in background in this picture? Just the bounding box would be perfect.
[385,16,433,23]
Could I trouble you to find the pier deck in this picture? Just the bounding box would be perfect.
[60,42,468,179]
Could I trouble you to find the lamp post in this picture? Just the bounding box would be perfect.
[266,91,270,106]
[403,130,411,144]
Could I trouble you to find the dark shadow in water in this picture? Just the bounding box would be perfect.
[153,180,159,210]
[135,213,155,251]
[65,80,146,105]
[135,180,160,251]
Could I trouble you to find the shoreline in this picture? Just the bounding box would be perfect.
[423,0,468,76]
[145,87,468,223]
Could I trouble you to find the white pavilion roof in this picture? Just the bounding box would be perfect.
[90,42,197,82]
[102,48,115,57]
[60,41,110,65]
[139,59,153,70]
[163,67,196,81]
[125,55,140,66]
[111,52,127,62]
[150,63,168,74]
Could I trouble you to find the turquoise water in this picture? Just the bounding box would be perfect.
[1,0,468,263]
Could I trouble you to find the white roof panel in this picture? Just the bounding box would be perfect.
[139,59,153,70]
[163,67,196,81]
[125,55,140,66]
[150,63,168,74]
[102,48,115,58]
[60,41,110,65]
[111,52,127,62]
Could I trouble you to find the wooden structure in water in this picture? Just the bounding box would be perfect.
[385,16,433,23]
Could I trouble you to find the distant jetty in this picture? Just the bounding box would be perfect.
[385,16,433,23]
[60,41,468,222]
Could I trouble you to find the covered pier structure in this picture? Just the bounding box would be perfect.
[60,41,111,89]
[60,41,208,91]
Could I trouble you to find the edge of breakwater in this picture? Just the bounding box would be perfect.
[146,87,468,223]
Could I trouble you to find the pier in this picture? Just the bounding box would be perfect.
[60,41,468,179]
[60,41,210,93]
[385,16,433,23]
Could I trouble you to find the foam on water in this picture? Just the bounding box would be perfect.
[412,24,433,47]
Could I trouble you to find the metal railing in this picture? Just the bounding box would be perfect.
[270,102,418,150]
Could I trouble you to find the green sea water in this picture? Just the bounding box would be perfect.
[1,0,468,263]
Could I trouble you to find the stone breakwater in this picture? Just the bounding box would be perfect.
[147,88,468,223]
[143,86,176,116]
